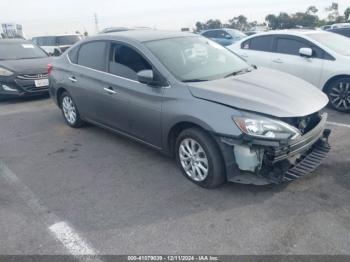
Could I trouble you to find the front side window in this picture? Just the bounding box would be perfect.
[0,42,48,60]
[276,38,310,56]
[145,36,250,82]
[108,43,152,81]
[77,41,107,71]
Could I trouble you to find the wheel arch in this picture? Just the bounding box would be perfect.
[56,87,68,108]
[166,121,215,157]
[323,74,350,92]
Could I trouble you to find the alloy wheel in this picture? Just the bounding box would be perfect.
[62,96,77,124]
[329,81,350,111]
[179,138,209,182]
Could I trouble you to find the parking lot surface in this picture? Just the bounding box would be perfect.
[0,97,350,255]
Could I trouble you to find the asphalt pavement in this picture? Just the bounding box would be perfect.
[0,96,349,255]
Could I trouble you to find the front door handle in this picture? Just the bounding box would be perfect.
[68,76,77,82]
[104,87,117,95]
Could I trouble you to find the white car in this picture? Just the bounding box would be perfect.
[32,34,82,56]
[228,30,350,112]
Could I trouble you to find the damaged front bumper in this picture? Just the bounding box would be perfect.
[218,113,331,185]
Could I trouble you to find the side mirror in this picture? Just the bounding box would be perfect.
[299,47,313,58]
[225,34,233,39]
[137,70,154,85]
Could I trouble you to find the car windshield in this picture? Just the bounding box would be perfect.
[0,42,48,60]
[57,35,81,45]
[145,36,250,82]
[307,32,350,56]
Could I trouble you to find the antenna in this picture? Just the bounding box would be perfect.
[94,13,99,33]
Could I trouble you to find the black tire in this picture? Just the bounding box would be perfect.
[325,77,350,113]
[60,91,84,128]
[175,128,226,189]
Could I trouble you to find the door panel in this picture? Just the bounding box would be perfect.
[271,37,324,87]
[97,74,163,147]
[99,42,163,148]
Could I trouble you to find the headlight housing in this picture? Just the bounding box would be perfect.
[233,116,301,140]
[0,67,14,77]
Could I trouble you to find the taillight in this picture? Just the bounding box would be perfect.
[48,64,53,75]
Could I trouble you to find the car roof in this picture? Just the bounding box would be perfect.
[90,29,196,42]
[32,34,81,38]
[0,39,29,44]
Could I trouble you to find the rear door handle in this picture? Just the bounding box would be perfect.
[68,76,77,82]
[104,87,117,95]
[273,58,283,64]
[240,53,248,58]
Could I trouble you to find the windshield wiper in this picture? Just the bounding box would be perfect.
[224,68,253,78]
[182,79,209,83]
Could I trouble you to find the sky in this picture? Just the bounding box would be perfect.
[1,0,349,37]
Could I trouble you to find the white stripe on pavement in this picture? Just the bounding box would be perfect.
[0,161,101,261]
[327,121,350,129]
[49,222,98,256]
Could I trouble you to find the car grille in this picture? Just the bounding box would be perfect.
[17,73,48,80]
[283,140,331,182]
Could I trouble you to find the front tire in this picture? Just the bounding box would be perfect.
[60,91,84,128]
[175,128,226,189]
[325,77,350,113]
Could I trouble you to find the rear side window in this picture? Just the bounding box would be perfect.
[68,46,79,64]
[242,36,273,52]
[276,38,309,56]
[77,41,107,71]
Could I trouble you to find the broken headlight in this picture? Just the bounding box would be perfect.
[233,116,301,140]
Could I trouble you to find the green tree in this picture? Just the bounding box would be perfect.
[306,6,318,15]
[325,2,340,22]
[344,7,350,21]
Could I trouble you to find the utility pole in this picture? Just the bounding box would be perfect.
[94,13,99,33]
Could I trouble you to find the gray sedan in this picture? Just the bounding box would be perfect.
[49,30,331,188]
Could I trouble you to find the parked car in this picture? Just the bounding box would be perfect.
[322,23,350,30]
[49,30,331,188]
[32,34,82,56]
[99,27,152,34]
[229,30,350,112]
[201,28,246,46]
[328,27,350,38]
[0,39,51,100]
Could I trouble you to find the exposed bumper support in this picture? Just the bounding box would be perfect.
[217,113,331,185]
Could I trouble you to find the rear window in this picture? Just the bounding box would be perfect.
[77,41,107,71]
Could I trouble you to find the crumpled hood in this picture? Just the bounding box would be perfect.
[187,67,328,117]
[0,57,52,74]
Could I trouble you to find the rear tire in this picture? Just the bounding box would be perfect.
[60,91,84,128]
[325,77,350,113]
[175,128,226,189]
